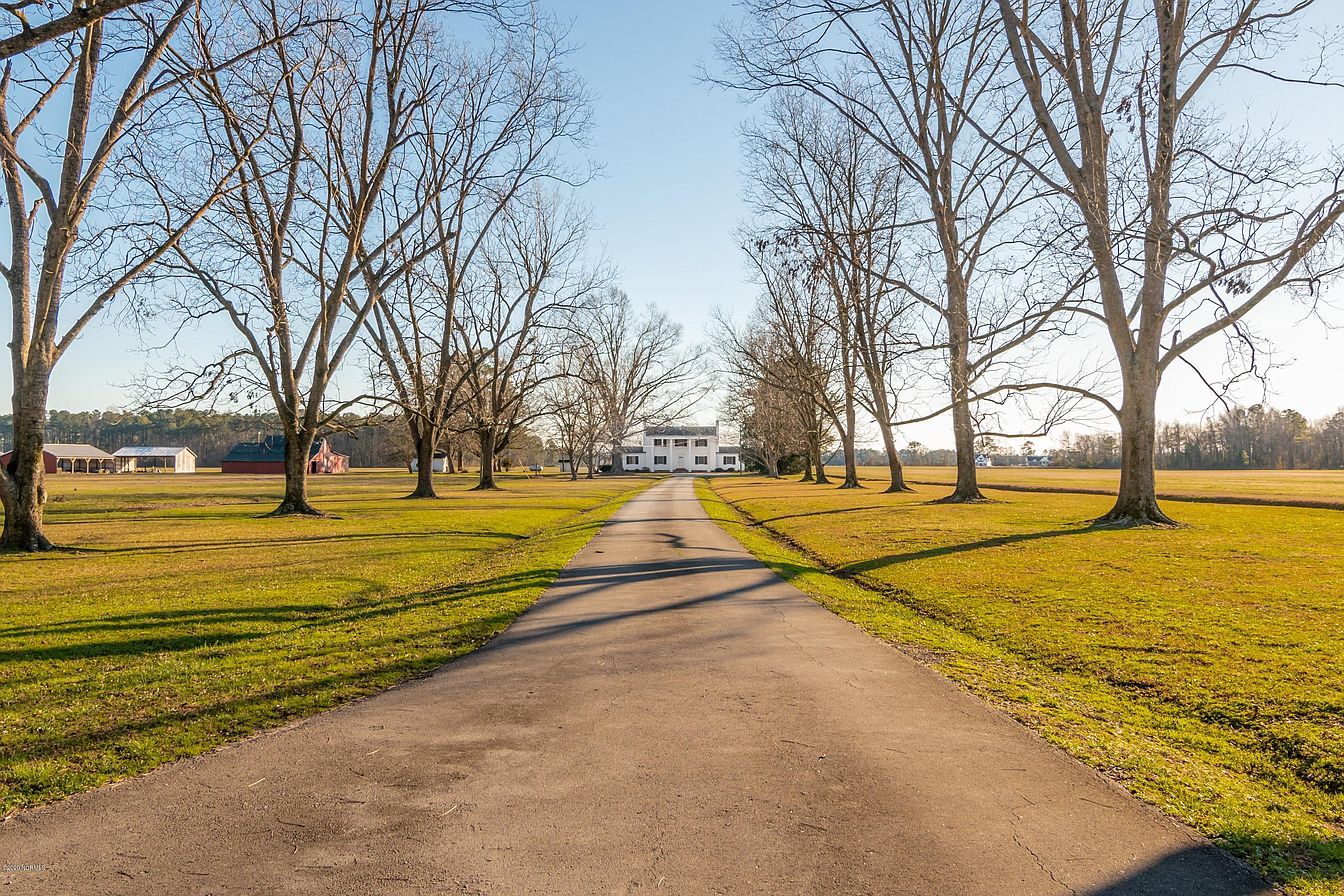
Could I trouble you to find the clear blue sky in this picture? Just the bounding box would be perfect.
[545,0,750,347]
[22,2,1344,448]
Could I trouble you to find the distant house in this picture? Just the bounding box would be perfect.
[409,451,449,473]
[619,423,742,472]
[975,453,994,468]
[113,446,197,474]
[1025,454,1052,468]
[220,435,349,474]
[0,443,115,474]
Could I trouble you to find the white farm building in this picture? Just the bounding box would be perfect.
[619,424,742,473]
[113,446,198,473]
[409,451,450,473]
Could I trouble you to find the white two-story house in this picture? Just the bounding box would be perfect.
[619,423,742,473]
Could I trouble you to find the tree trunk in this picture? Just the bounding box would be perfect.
[800,449,814,483]
[838,424,860,486]
[877,421,912,493]
[837,399,862,489]
[407,423,439,499]
[473,429,499,490]
[1,368,53,550]
[1,373,54,552]
[604,439,625,475]
[1097,366,1176,526]
[269,431,323,516]
[813,438,830,485]
[939,282,985,503]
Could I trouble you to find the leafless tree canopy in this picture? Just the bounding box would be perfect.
[716,0,1344,524]
[995,0,1344,524]
[1,0,258,548]
[578,287,708,474]
[358,7,594,497]
[718,0,1091,504]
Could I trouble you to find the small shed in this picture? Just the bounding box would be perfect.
[409,451,449,473]
[220,435,349,475]
[1,443,115,473]
[114,446,198,473]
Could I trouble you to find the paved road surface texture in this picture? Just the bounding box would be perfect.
[1,477,1269,895]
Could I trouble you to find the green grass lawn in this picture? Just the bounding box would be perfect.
[895,464,1344,504]
[700,473,1344,896]
[0,470,653,814]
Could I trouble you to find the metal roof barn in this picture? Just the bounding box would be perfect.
[112,446,197,474]
[0,443,114,473]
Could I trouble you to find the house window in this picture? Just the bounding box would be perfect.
[626,455,640,466]
[653,455,668,465]
[722,456,737,465]
[674,438,689,447]
[694,455,708,465]
[694,438,708,447]
[652,438,668,447]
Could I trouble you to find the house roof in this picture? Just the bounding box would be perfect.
[645,425,717,437]
[716,445,741,454]
[618,445,644,454]
[113,446,195,458]
[222,436,328,464]
[45,443,114,459]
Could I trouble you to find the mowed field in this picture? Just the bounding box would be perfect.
[897,464,1344,505]
[701,469,1344,895]
[0,470,652,814]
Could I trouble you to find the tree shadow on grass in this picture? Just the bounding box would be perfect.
[751,504,905,526]
[60,529,526,557]
[0,605,335,639]
[836,526,1095,577]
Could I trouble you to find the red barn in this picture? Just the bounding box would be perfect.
[220,436,349,474]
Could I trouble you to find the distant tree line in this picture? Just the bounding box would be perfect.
[797,405,1344,471]
[0,410,408,468]
[1054,406,1344,471]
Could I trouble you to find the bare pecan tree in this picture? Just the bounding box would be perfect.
[0,0,259,550]
[158,0,456,515]
[582,287,707,475]
[718,0,1079,502]
[453,187,599,490]
[742,92,923,491]
[996,0,1344,525]
[542,342,605,480]
[735,237,848,484]
[360,11,592,498]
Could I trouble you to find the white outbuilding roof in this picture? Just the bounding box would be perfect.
[112,446,195,458]
[45,443,114,459]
